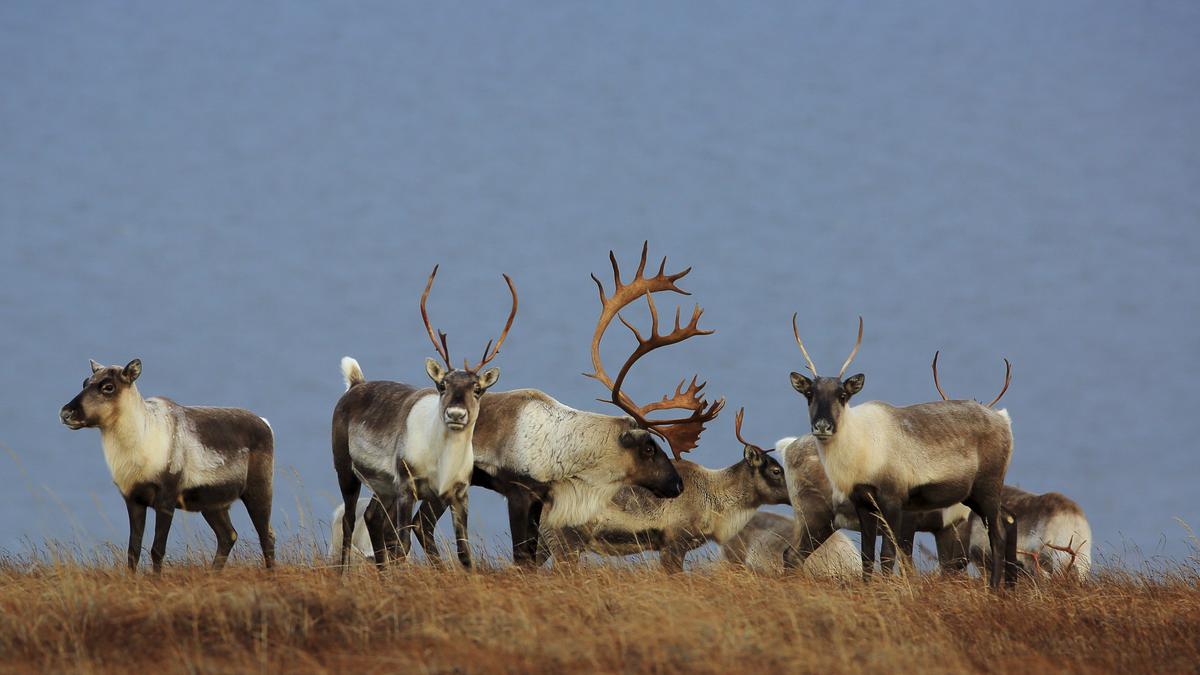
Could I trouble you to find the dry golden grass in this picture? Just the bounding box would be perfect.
[1,541,1197,675]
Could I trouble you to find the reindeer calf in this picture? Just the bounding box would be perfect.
[60,359,274,573]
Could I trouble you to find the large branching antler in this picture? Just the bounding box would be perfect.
[585,242,725,458]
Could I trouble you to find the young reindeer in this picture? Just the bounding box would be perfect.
[410,244,715,566]
[540,407,788,573]
[331,265,517,569]
[925,355,1090,580]
[59,359,275,573]
[787,317,1018,588]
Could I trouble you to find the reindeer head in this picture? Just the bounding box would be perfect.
[60,359,143,430]
[420,265,517,433]
[734,408,789,505]
[615,424,684,498]
[586,243,726,499]
[789,316,865,440]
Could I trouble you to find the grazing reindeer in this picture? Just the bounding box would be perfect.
[411,244,718,565]
[925,355,1090,579]
[331,265,517,569]
[936,485,1091,580]
[540,407,789,573]
[787,317,1018,588]
[722,512,861,579]
[777,433,972,575]
[59,359,274,573]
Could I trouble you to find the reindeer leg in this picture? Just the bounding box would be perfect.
[934,522,970,574]
[448,485,473,569]
[878,499,902,576]
[850,485,880,581]
[202,507,237,571]
[898,513,918,571]
[660,541,687,574]
[337,473,362,571]
[413,498,448,564]
[149,502,176,575]
[124,496,147,573]
[389,492,415,563]
[1003,511,1020,588]
[365,496,389,568]
[785,516,835,572]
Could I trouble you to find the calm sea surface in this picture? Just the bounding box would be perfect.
[2,2,1198,563]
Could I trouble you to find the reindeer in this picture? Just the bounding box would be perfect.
[538,408,795,573]
[722,512,861,579]
[777,433,972,575]
[937,485,1091,580]
[59,359,274,573]
[787,317,1018,588]
[924,355,1090,580]
[331,265,517,569]
[410,244,720,566]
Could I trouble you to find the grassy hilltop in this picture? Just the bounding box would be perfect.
[0,543,1197,674]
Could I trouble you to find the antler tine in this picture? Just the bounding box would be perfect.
[420,265,452,368]
[734,407,767,454]
[472,273,519,371]
[792,313,818,377]
[837,316,864,378]
[932,350,950,401]
[985,358,1012,409]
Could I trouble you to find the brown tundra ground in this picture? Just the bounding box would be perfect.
[0,542,1197,674]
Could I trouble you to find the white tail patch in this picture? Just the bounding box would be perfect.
[341,357,365,390]
[775,437,798,460]
[329,499,374,561]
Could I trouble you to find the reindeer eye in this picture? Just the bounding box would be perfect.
[770,467,783,477]
[101,383,115,394]
[474,386,483,396]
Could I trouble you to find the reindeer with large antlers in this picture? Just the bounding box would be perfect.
[539,407,797,573]
[786,318,1019,588]
[407,244,718,566]
[330,265,517,569]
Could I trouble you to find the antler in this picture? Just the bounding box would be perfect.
[420,265,452,368]
[585,242,724,458]
[734,407,769,455]
[931,351,1012,408]
[932,350,949,401]
[985,359,1012,408]
[792,315,863,378]
[468,273,519,371]
[839,316,863,378]
[1044,535,1084,575]
[792,313,818,377]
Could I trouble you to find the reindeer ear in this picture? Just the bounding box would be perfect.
[790,372,813,396]
[843,373,864,396]
[90,359,104,374]
[743,445,764,467]
[477,367,500,392]
[425,357,447,385]
[121,359,142,383]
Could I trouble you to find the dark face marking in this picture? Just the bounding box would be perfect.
[427,359,500,432]
[751,451,790,505]
[789,372,864,439]
[59,359,142,430]
[619,428,684,498]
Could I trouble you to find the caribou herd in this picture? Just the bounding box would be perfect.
[59,244,1091,586]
